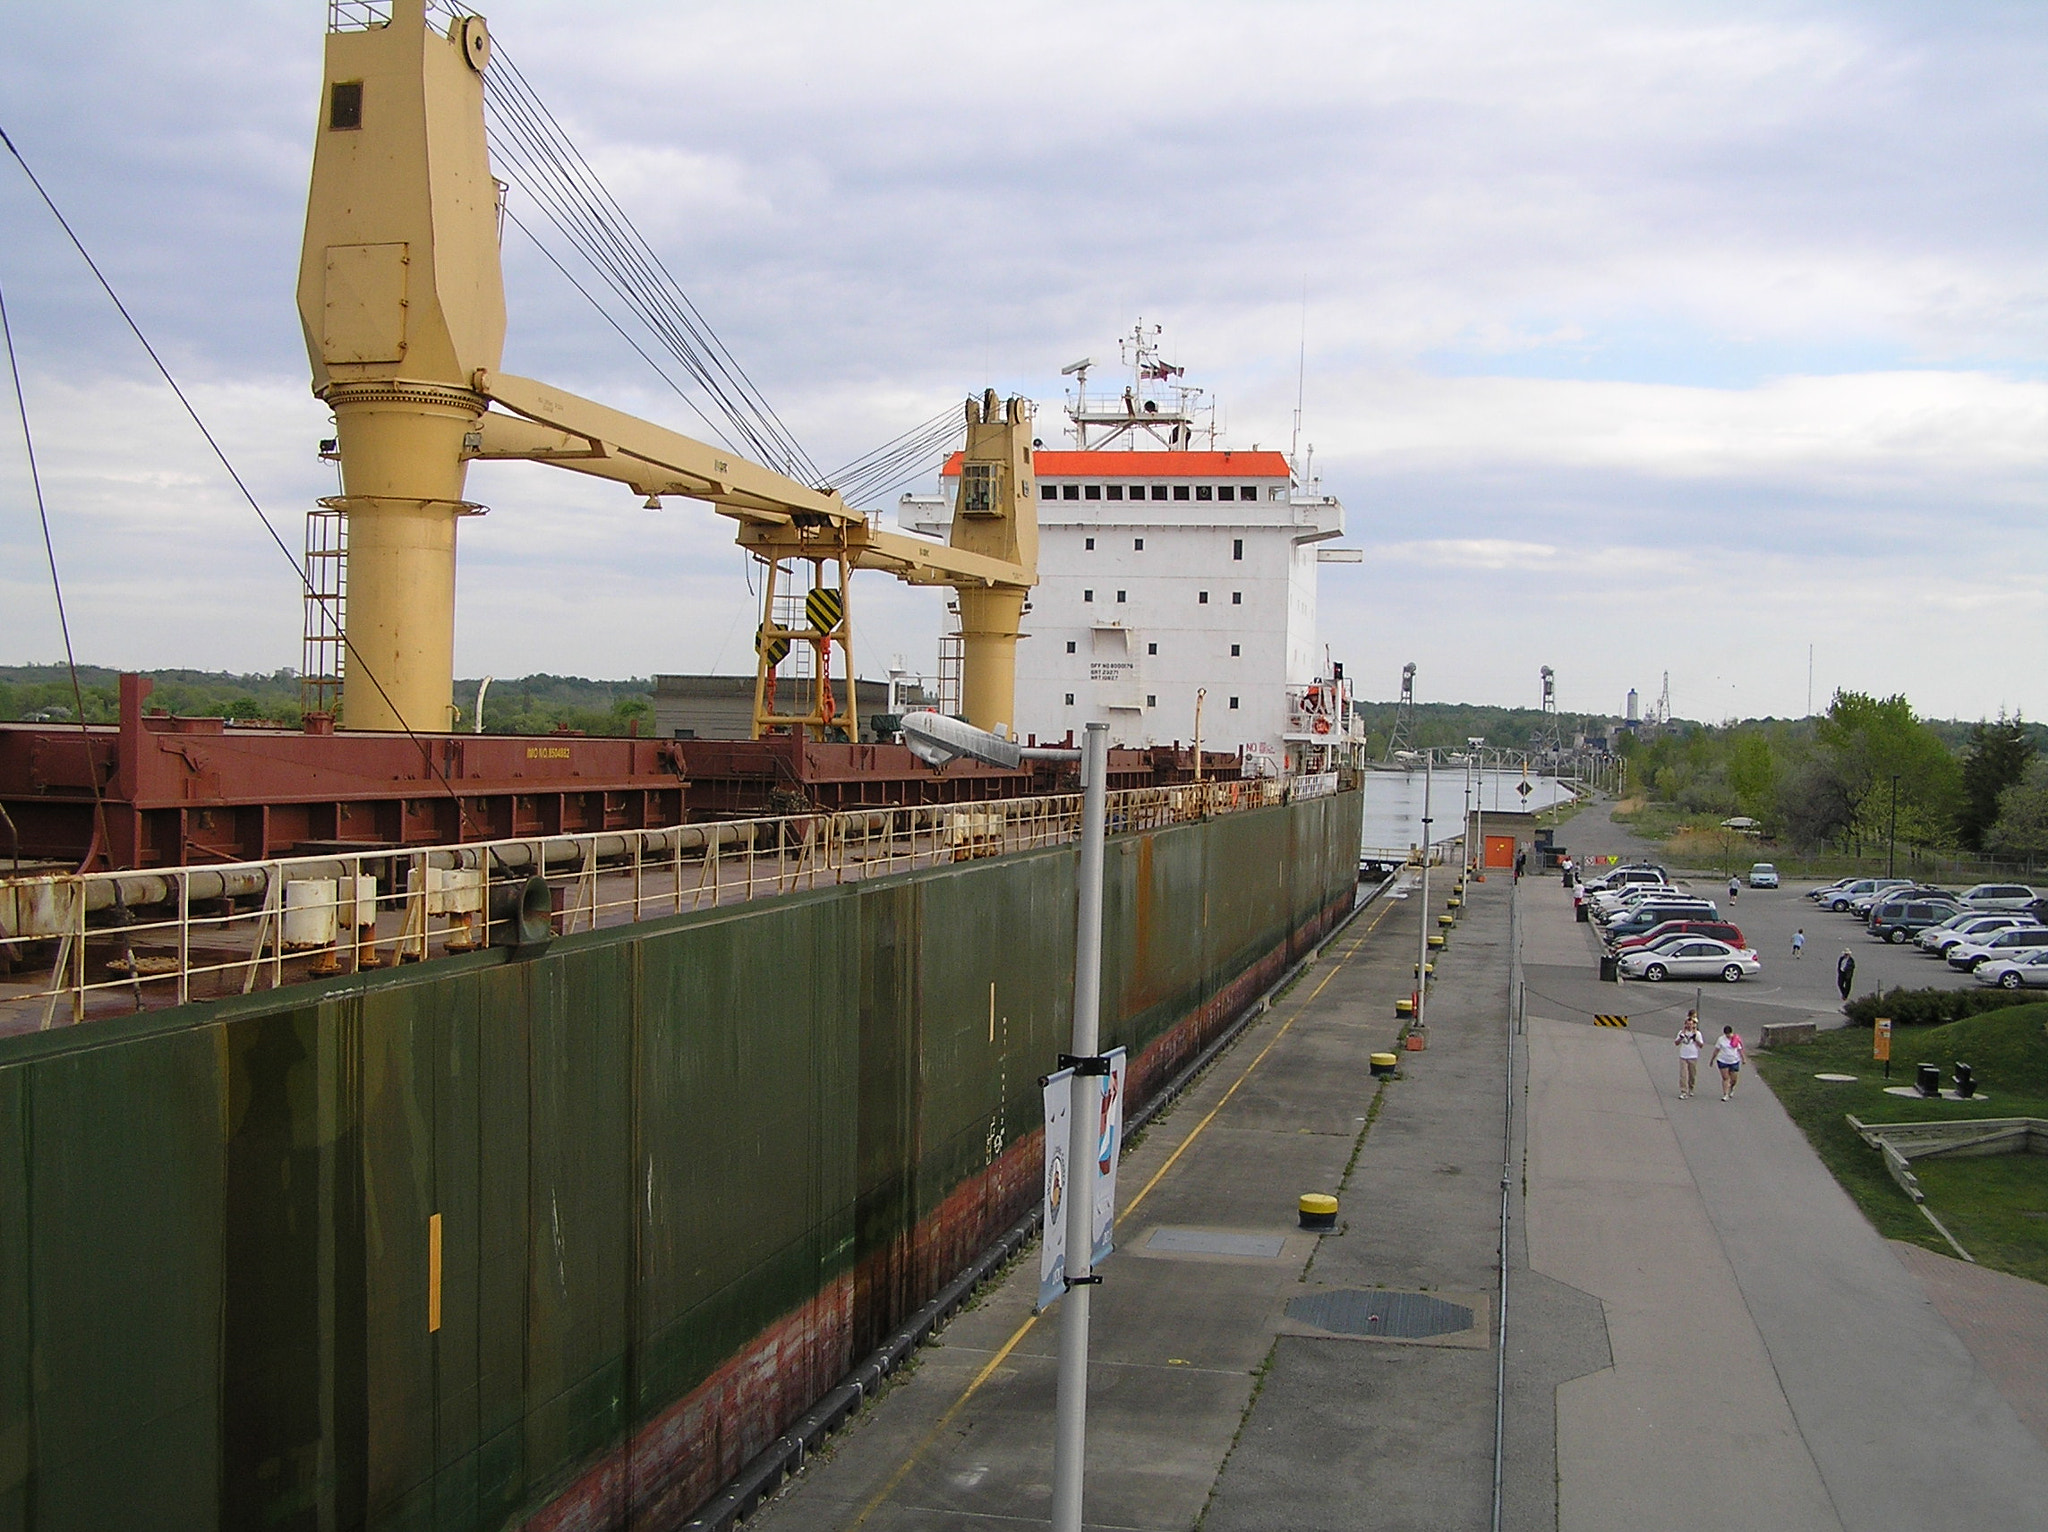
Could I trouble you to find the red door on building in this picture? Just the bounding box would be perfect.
[1484,835,1516,868]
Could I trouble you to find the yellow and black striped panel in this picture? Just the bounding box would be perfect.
[805,586,845,634]
[758,630,791,666]
[1592,1014,1630,1028]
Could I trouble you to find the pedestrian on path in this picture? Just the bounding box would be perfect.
[1791,928,1806,959]
[1837,949,1856,1002]
[1714,1026,1745,1100]
[1675,1010,1705,1098]
[1729,875,1740,901]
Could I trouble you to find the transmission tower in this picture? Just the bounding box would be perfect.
[1383,662,1418,760]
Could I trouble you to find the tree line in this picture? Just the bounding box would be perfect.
[1621,692,2047,862]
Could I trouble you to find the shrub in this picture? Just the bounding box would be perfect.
[1844,986,2041,1028]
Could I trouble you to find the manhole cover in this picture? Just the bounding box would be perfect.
[1285,1289,1475,1339]
[1146,1228,1286,1259]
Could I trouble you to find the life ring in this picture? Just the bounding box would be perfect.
[1312,716,1332,735]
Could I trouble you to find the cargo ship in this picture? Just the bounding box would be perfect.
[0,4,1366,1528]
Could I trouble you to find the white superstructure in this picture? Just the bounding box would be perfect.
[901,329,1355,766]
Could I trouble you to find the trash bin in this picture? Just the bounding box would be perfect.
[1953,1062,1976,1098]
[1599,954,1619,983]
[1915,1062,1941,1098]
[1575,901,1589,923]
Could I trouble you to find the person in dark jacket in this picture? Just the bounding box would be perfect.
[1837,949,1856,1002]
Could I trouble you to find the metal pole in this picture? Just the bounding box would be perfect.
[1052,721,1109,1532]
[1417,752,1433,1026]
[1887,774,1900,879]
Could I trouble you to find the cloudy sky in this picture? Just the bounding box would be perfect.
[2,0,2043,724]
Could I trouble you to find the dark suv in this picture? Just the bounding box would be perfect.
[1867,896,1961,943]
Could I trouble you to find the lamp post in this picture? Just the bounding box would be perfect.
[1416,751,1434,1024]
[1887,773,1901,879]
[900,711,1100,1532]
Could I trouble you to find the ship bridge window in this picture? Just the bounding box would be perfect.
[1085,484,1102,500]
[1116,590,1127,603]
[1198,591,1209,604]
[1218,486,1236,501]
[1041,484,1057,500]
[1173,485,1191,501]
[1232,592,1242,605]
[329,80,364,131]
[1196,485,1213,501]
[1231,643,1241,656]
[1133,537,1144,550]
[1228,696,1240,709]
[1062,485,1080,500]
[1066,693,1076,705]
[1131,485,1147,499]
[1107,485,1123,500]
[1066,641,1077,653]
[1147,642,1158,655]
[1085,536,1095,549]
[1151,485,1167,501]
[1242,485,1258,498]
[1147,695,1157,708]
[1083,589,1094,602]
[1233,538,1244,560]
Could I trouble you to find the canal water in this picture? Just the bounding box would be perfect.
[1358,767,1577,854]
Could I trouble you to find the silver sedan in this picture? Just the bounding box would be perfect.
[1618,938,1762,984]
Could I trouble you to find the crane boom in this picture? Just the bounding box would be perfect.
[296,0,1034,737]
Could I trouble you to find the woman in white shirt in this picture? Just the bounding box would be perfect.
[1713,1026,1745,1100]
[1673,1012,1705,1098]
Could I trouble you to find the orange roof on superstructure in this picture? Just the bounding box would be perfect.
[940,449,1293,479]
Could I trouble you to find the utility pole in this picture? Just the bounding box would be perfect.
[1052,722,1109,1532]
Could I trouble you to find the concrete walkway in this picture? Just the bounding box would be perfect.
[746,796,2048,1532]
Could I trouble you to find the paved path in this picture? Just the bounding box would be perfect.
[745,795,2048,1531]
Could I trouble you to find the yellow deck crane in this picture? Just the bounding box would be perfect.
[297,1,1034,740]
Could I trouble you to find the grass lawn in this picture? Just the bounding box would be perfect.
[1754,1004,2048,1284]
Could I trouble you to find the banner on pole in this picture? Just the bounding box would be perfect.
[1038,1047,1128,1310]
[1039,1068,1073,1308]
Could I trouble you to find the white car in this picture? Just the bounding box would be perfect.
[1591,881,1678,915]
[1748,863,1779,888]
[1975,950,2048,990]
[1617,938,1761,983]
[1959,883,2040,912]
[1920,913,2032,955]
[1947,926,2048,971]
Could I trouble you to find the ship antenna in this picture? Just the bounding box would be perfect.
[1290,280,1307,477]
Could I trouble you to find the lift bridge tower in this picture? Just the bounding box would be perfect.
[1382,662,1418,760]
[1533,665,1566,759]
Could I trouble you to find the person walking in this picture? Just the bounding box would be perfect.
[1728,875,1740,902]
[1674,1010,1705,1098]
[1714,1025,1746,1100]
[1791,928,1806,959]
[1837,949,1856,1002]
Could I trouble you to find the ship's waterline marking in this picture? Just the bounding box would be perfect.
[846,892,1396,1525]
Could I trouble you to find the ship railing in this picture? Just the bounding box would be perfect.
[0,774,1304,1029]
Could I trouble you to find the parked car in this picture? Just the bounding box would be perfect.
[1583,867,1669,899]
[1866,897,1962,943]
[1747,863,1779,888]
[1920,913,2034,955]
[1958,883,2040,911]
[1603,903,1721,940]
[1849,884,1952,917]
[1617,938,1761,983]
[1808,878,1857,903]
[1946,926,2048,971]
[1974,950,2048,990]
[1818,878,1911,912]
[1611,919,1748,953]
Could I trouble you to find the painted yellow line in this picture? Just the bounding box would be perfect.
[849,893,1396,1524]
[848,1312,1040,1526]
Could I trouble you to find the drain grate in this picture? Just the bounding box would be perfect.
[1145,1228,1286,1259]
[1285,1289,1475,1339]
